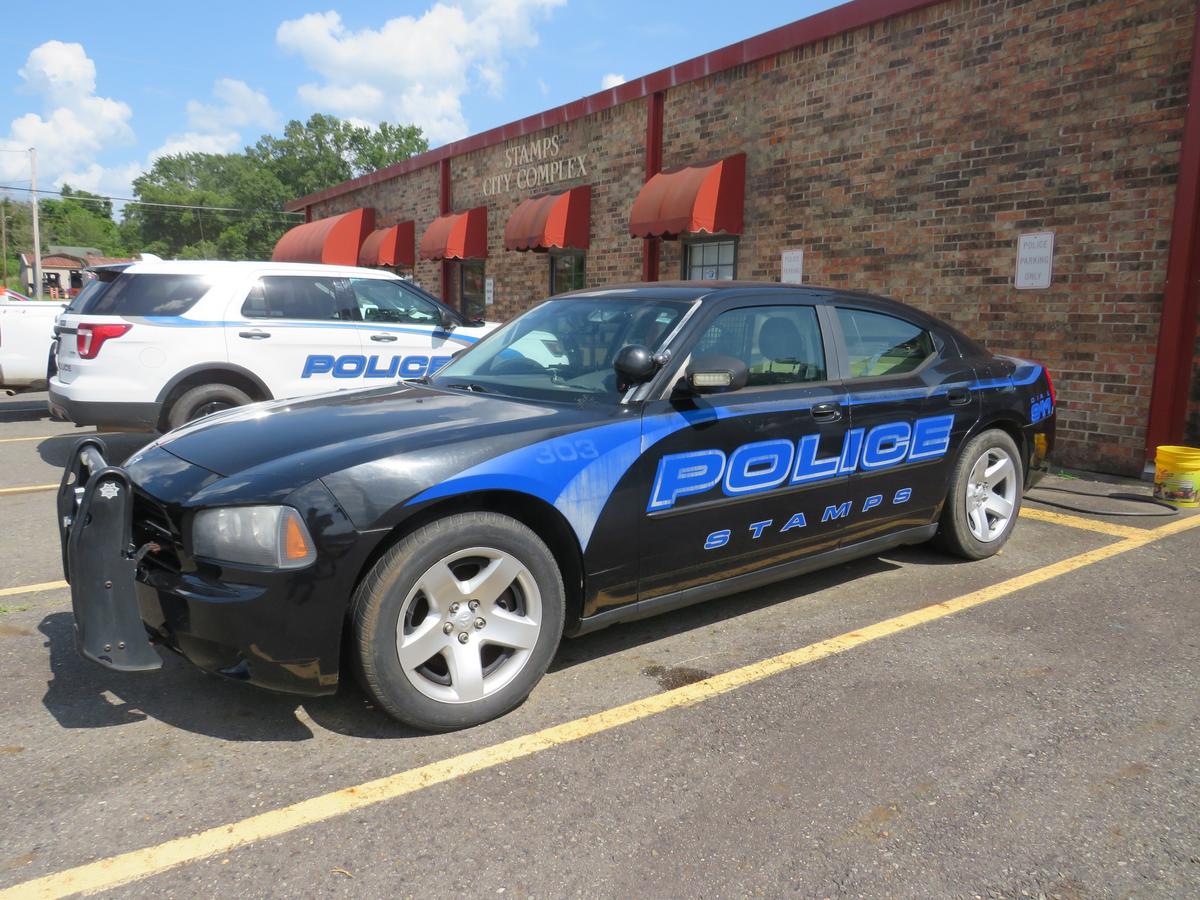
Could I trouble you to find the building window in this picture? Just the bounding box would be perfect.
[683,239,737,281]
[550,251,586,295]
[460,260,487,321]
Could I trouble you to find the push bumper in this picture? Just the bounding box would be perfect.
[58,439,353,695]
[58,438,162,671]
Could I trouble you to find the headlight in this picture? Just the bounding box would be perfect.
[192,506,316,569]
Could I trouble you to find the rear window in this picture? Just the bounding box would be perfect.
[65,277,114,313]
[83,274,211,317]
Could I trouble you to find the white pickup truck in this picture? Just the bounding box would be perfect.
[0,298,63,393]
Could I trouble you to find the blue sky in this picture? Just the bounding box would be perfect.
[0,0,839,203]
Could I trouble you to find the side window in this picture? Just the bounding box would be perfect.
[350,278,443,324]
[242,276,344,321]
[837,308,935,378]
[691,305,826,387]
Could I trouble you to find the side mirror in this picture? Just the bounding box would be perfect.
[613,344,657,387]
[685,353,748,394]
[439,309,457,330]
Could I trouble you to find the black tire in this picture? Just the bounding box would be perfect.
[352,512,565,731]
[934,428,1024,560]
[166,382,252,429]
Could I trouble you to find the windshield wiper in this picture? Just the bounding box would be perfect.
[444,382,489,393]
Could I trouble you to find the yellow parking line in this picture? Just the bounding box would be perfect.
[0,435,48,444]
[5,513,1199,900]
[0,484,57,496]
[1019,506,1149,540]
[0,580,67,598]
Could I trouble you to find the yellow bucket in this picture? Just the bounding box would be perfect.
[1153,445,1200,508]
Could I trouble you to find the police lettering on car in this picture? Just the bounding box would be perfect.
[58,283,1055,731]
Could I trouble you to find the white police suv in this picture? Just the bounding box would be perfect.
[49,260,497,430]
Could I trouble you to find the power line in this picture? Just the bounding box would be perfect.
[0,183,304,218]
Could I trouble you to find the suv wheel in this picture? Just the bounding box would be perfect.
[352,512,565,731]
[935,428,1023,560]
[166,383,252,429]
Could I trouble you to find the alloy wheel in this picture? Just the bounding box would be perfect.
[394,547,542,704]
[965,446,1018,542]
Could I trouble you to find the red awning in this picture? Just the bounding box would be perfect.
[504,185,591,252]
[358,222,416,268]
[272,208,375,265]
[629,153,746,239]
[419,207,488,260]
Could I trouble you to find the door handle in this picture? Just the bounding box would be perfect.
[238,330,271,340]
[370,333,398,342]
[810,401,842,423]
[947,387,972,406]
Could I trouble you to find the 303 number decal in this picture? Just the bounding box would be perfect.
[535,439,599,464]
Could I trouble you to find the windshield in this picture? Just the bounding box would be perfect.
[431,296,692,402]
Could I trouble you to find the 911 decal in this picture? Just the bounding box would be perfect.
[302,354,455,379]
[648,414,954,512]
[1030,391,1053,423]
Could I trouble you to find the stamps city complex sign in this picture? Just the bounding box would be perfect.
[481,135,588,197]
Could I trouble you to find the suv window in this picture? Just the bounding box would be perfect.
[243,276,346,321]
[350,278,443,325]
[692,305,826,386]
[837,308,935,378]
[84,274,210,317]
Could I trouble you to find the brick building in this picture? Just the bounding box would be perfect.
[281,0,1200,476]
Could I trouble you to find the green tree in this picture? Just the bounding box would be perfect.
[249,114,428,199]
[123,114,428,260]
[39,185,128,255]
[124,153,291,259]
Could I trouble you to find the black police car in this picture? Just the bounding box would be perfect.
[59,283,1055,730]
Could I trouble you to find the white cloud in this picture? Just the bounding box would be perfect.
[146,78,277,165]
[0,41,134,189]
[600,73,626,90]
[186,78,277,134]
[277,1,565,144]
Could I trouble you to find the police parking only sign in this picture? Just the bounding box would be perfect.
[1015,231,1054,290]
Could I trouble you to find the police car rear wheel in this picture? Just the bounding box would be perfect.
[352,512,565,731]
[166,383,252,429]
[936,429,1023,560]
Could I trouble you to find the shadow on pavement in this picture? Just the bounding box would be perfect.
[40,552,918,741]
[38,611,423,742]
[552,554,901,671]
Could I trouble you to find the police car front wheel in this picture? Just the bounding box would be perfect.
[935,429,1023,560]
[352,512,565,731]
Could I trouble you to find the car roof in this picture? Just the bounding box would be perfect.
[105,259,402,278]
[559,280,903,308]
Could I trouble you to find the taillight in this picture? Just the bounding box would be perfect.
[1043,366,1055,406]
[77,323,131,359]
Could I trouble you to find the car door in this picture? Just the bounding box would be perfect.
[636,298,851,600]
[345,277,460,381]
[225,273,364,400]
[832,303,980,546]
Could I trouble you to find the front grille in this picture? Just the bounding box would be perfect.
[132,491,183,573]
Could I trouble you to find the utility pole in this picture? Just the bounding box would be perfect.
[1,198,8,285]
[30,147,41,299]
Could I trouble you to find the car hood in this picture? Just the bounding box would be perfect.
[145,383,617,507]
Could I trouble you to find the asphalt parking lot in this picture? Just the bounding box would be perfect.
[1,391,1198,899]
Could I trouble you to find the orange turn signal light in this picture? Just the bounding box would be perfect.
[285,513,311,560]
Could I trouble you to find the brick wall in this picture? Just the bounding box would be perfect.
[302,0,1195,475]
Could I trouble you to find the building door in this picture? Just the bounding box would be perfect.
[460,260,486,321]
